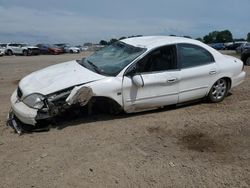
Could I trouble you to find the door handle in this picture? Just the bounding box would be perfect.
[167,78,178,83]
[209,70,217,75]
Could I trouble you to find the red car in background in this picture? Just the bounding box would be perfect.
[36,44,63,55]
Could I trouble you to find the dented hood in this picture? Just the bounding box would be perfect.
[19,60,105,96]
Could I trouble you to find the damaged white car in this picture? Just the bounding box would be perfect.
[7,36,246,134]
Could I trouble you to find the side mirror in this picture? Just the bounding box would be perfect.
[132,74,144,87]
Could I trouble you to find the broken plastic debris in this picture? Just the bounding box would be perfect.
[40,153,48,158]
[66,86,93,106]
[169,162,175,167]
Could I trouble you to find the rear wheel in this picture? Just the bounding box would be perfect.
[208,78,229,103]
[246,57,250,66]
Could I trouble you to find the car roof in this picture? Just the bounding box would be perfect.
[121,36,200,50]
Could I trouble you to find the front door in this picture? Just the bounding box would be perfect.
[122,45,180,112]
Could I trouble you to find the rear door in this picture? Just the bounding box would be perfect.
[122,45,180,112]
[177,43,218,103]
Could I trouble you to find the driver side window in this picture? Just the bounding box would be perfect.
[136,45,177,73]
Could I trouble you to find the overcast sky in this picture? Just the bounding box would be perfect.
[0,0,249,44]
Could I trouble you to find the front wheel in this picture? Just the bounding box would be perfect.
[7,50,13,56]
[208,78,229,103]
[23,50,28,56]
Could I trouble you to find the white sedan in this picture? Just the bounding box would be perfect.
[7,36,246,134]
[64,46,80,53]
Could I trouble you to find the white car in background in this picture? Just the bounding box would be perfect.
[64,46,80,53]
[55,43,80,53]
[0,50,4,56]
[0,43,7,56]
[7,36,246,134]
[6,43,40,56]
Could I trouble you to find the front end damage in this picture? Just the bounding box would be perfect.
[7,86,94,134]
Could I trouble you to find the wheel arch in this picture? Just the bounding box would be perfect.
[222,77,232,90]
[90,96,123,114]
[207,76,232,96]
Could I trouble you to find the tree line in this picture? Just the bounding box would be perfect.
[201,30,250,44]
[99,31,250,45]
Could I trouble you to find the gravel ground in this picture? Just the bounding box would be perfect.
[0,52,249,188]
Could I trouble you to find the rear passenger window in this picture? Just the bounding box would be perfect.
[178,44,214,68]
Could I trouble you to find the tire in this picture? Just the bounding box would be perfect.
[208,78,229,103]
[23,50,28,56]
[245,57,250,66]
[7,50,13,56]
[28,49,32,56]
[70,50,73,53]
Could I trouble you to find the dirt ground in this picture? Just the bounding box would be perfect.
[0,52,249,188]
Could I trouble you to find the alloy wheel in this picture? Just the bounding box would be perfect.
[211,79,227,100]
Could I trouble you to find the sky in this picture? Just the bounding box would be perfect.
[0,0,249,44]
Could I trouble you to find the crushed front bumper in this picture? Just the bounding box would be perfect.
[7,110,23,134]
[7,90,51,134]
[10,90,38,125]
[7,110,51,135]
[7,86,94,134]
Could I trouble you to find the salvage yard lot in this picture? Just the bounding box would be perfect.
[0,52,249,187]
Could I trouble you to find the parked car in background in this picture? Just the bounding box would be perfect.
[5,43,40,56]
[64,46,80,53]
[236,42,250,54]
[241,48,250,65]
[37,44,63,55]
[55,43,80,53]
[0,44,7,56]
[53,43,66,51]
[7,36,246,134]
[79,46,89,51]
[209,43,225,50]
[225,41,247,50]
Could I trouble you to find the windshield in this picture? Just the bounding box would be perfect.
[80,42,146,76]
